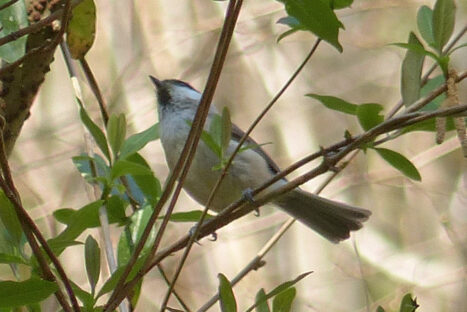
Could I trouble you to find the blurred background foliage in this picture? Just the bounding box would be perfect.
[2,0,466,311]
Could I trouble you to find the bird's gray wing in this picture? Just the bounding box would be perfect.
[230,123,281,175]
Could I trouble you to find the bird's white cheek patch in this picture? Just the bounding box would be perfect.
[177,87,202,102]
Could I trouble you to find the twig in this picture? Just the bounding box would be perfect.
[80,58,110,125]
[197,151,359,311]
[157,264,193,312]
[0,0,18,12]
[159,1,244,310]
[104,1,242,310]
[0,121,77,311]
[60,41,128,312]
[140,100,467,277]
[0,0,83,48]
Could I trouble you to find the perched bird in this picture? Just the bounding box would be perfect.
[150,76,371,242]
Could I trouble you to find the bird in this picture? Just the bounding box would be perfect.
[150,76,371,243]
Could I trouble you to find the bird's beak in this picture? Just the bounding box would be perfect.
[149,75,161,88]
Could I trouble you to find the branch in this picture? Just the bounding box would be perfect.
[104,1,242,310]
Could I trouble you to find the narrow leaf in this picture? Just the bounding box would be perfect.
[374,148,422,181]
[71,281,95,309]
[97,254,148,298]
[0,279,58,308]
[376,307,386,312]
[117,205,156,266]
[432,0,456,52]
[401,33,425,107]
[85,235,101,294]
[307,94,358,115]
[124,153,161,206]
[107,114,127,159]
[391,43,439,62]
[218,273,237,312]
[48,200,105,254]
[246,272,312,312]
[417,6,435,46]
[255,289,271,312]
[272,287,296,312]
[79,105,111,160]
[0,190,23,246]
[119,123,160,159]
[0,253,27,265]
[66,0,97,59]
[399,293,419,312]
[110,159,152,180]
[356,103,384,131]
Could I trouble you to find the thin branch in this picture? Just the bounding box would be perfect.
[159,1,244,310]
[0,0,18,12]
[157,264,193,312]
[197,151,359,311]
[0,122,75,311]
[80,58,110,125]
[104,1,242,310]
[0,0,83,48]
[141,100,467,278]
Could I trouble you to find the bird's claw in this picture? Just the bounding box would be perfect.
[242,188,260,216]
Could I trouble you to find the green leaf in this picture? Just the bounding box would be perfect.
[221,107,232,154]
[272,287,296,312]
[158,210,215,223]
[97,254,148,298]
[117,205,156,266]
[0,253,27,265]
[123,153,161,206]
[432,0,456,52]
[119,123,160,160]
[376,306,386,312]
[246,272,312,312]
[417,6,435,47]
[277,0,344,52]
[374,148,421,181]
[326,0,353,10]
[72,154,111,185]
[255,289,271,312]
[218,273,237,312]
[0,0,28,63]
[0,278,58,308]
[399,293,419,312]
[107,114,127,159]
[66,0,97,59]
[71,281,95,310]
[85,235,101,295]
[401,33,425,107]
[307,94,358,115]
[48,200,105,254]
[0,190,23,246]
[110,159,152,180]
[356,103,384,131]
[79,104,111,161]
[200,129,222,158]
[391,43,439,62]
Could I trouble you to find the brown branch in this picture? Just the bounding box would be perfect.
[0,0,18,12]
[0,124,74,311]
[0,0,83,48]
[104,1,242,310]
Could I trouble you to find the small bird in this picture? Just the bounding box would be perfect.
[150,76,371,243]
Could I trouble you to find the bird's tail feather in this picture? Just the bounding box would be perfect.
[274,189,371,243]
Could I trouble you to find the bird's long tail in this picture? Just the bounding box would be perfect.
[274,189,371,243]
